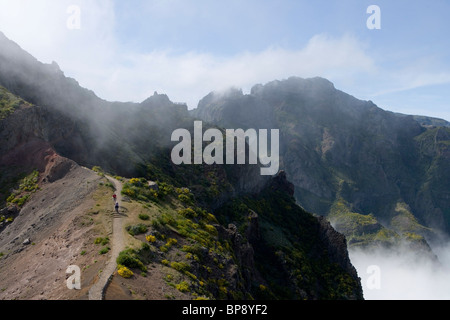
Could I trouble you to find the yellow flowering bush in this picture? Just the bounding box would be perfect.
[117,265,133,278]
[166,238,178,247]
[129,178,142,186]
[204,224,217,235]
[161,259,169,266]
[176,281,190,293]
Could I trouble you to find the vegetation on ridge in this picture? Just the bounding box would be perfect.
[113,169,362,300]
[0,85,32,120]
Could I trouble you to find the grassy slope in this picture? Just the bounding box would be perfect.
[0,85,32,120]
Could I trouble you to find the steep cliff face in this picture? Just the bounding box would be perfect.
[317,216,359,281]
[0,87,82,209]
[214,171,363,300]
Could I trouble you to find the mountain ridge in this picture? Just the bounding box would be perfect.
[192,76,450,255]
[0,32,363,300]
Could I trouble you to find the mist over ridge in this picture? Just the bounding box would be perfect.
[350,240,450,300]
[1,30,449,300]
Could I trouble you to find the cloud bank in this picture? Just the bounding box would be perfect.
[0,0,449,121]
[101,33,375,107]
[350,242,450,300]
[0,0,379,108]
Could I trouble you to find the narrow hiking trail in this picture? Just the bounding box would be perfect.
[88,176,126,300]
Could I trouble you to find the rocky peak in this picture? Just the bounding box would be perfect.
[141,92,173,107]
[269,170,294,197]
[317,216,361,282]
[215,210,264,292]
[250,76,335,97]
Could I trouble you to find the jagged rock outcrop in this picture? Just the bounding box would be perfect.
[216,222,260,292]
[268,170,295,197]
[214,171,364,300]
[317,216,360,281]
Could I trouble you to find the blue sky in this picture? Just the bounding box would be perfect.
[0,0,449,120]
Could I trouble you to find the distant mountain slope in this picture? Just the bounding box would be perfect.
[394,113,450,128]
[192,77,450,249]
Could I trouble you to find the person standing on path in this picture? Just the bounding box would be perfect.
[115,201,119,214]
[112,193,117,202]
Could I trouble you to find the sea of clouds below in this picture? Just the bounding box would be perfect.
[349,241,450,300]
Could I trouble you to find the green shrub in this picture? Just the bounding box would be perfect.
[6,170,39,208]
[116,249,147,272]
[0,87,31,119]
[161,259,169,266]
[170,261,191,273]
[204,224,217,236]
[178,207,197,218]
[99,247,110,255]
[177,194,192,204]
[166,238,178,247]
[12,195,29,207]
[19,171,39,192]
[157,182,173,198]
[121,178,160,203]
[139,213,150,221]
[92,166,105,177]
[184,271,197,280]
[94,237,110,245]
[127,224,148,236]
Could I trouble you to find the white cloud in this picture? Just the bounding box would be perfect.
[83,33,376,107]
[369,63,450,98]
[0,0,448,121]
[0,0,115,59]
[350,242,450,300]
[0,1,376,107]
[0,0,117,93]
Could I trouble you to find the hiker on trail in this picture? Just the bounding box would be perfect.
[115,201,119,213]
[113,193,117,202]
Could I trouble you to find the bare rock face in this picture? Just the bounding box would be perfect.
[215,209,266,293]
[245,210,260,245]
[317,216,361,283]
[0,106,79,197]
[0,103,82,173]
[43,152,78,183]
[216,223,256,290]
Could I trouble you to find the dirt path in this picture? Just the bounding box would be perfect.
[88,176,125,300]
